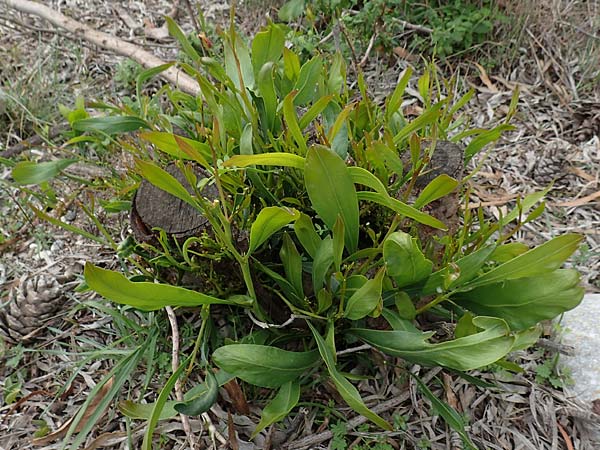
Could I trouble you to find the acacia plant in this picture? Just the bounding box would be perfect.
[14,19,584,446]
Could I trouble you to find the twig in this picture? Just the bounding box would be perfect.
[1,0,199,96]
[165,306,196,450]
[182,0,201,35]
[391,17,433,35]
[358,32,377,68]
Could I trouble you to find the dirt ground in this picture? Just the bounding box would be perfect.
[0,1,599,449]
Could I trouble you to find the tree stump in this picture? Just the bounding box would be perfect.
[130,163,218,242]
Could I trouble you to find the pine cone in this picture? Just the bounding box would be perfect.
[531,142,569,186]
[0,273,69,343]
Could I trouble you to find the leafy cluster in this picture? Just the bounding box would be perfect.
[10,19,583,446]
[279,0,505,58]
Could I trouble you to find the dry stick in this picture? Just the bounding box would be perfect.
[285,368,442,450]
[165,306,197,450]
[1,0,200,96]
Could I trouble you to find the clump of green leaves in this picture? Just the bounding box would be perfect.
[14,19,583,446]
[279,0,505,59]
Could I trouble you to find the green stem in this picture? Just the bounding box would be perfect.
[415,293,450,315]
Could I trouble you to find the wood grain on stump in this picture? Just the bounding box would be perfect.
[131,163,218,242]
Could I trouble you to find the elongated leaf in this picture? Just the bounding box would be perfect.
[305,145,359,252]
[294,213,321,258]
[252,24,285,75]
[312,237,334,290]
[327,52,346,94]
[249,206,300,254]
[12,158,78,185]
[467,234,583,288]
[139,131,211,164]
[464,124,515,162]
[351,316,515,371]
[224,30,254,91]
[251,380,300,438]
[421,245,496,296]
[84,263,250,311]
[386,67,413,119]
[299,95,333,129]
[280,233,304,298]
[373,141,404,176]
[489,243,529,263]
[212,344,319,388]
[358,191,447,230]
[174,371,218,415]
[135,159,197,208]
[411,373,477,450]
[136,63,174,106]
[223,153,305,169]
[500,186,551,225]
[283,91,307,153]
[142,357,190,450]
[347,166,387,195]
[326,102,355,144]
[414,175,459,209]
[165,17,201,64]
[345,268,385,320]
[393,102,443,144]
[257,62,279,132]
[278,0,305,21]
[455,269,583,330]
[294,56,322,105]
[332,216,345,272]
[72,116,149,134]
[383,232,433,287]
[308,323,392,430]
[382,307,418,332]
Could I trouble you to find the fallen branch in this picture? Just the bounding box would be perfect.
[1,0,199,96]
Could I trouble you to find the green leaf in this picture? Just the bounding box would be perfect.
[326,102,354,144]
[411,373,477,450]
[312,237,334,290]
[455,269,583,330]
[280,233,304,299]
[383,232,433,287]
[347,166,388,195]
[212,344,319,388]
[357,191,447,230]
[72,116,150,135]
[421,245,496,295]
[278,0,305,21]
[135,159,196,207]
[165,17,201,64]
[327,52,346,94]
[12,158,78,185]
[139,131,211,164]
[305,145,359,253]
[294,213,322,258]
[283,47,300,80]
[345,268,385,320]
[251,380,300,439]
[84,263,250,311]
[223,153,305,169]
[394,292,416,321]
[174,371,218,416]
[413,174,459,209]
[454,312,478,338]
[386,67,413,119]
[393,102,444,145]
[382,307,419,332]
[142,356,191,450]
[489,243,529,263]
[257,62,279,132]
[351,316,515,371]
[283,91,307,153]
[252,24,286,76]
[467,234,583,287]
[299,95,333,130]
[249,206,300,255]
[332,216,345,272]
[293,56,322,105]
[224,29,254,91]
[500,186,551,225]
[372,141,404,176]
[464,124,515,162]
[136,63,174,106]
[308,323,392,430]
